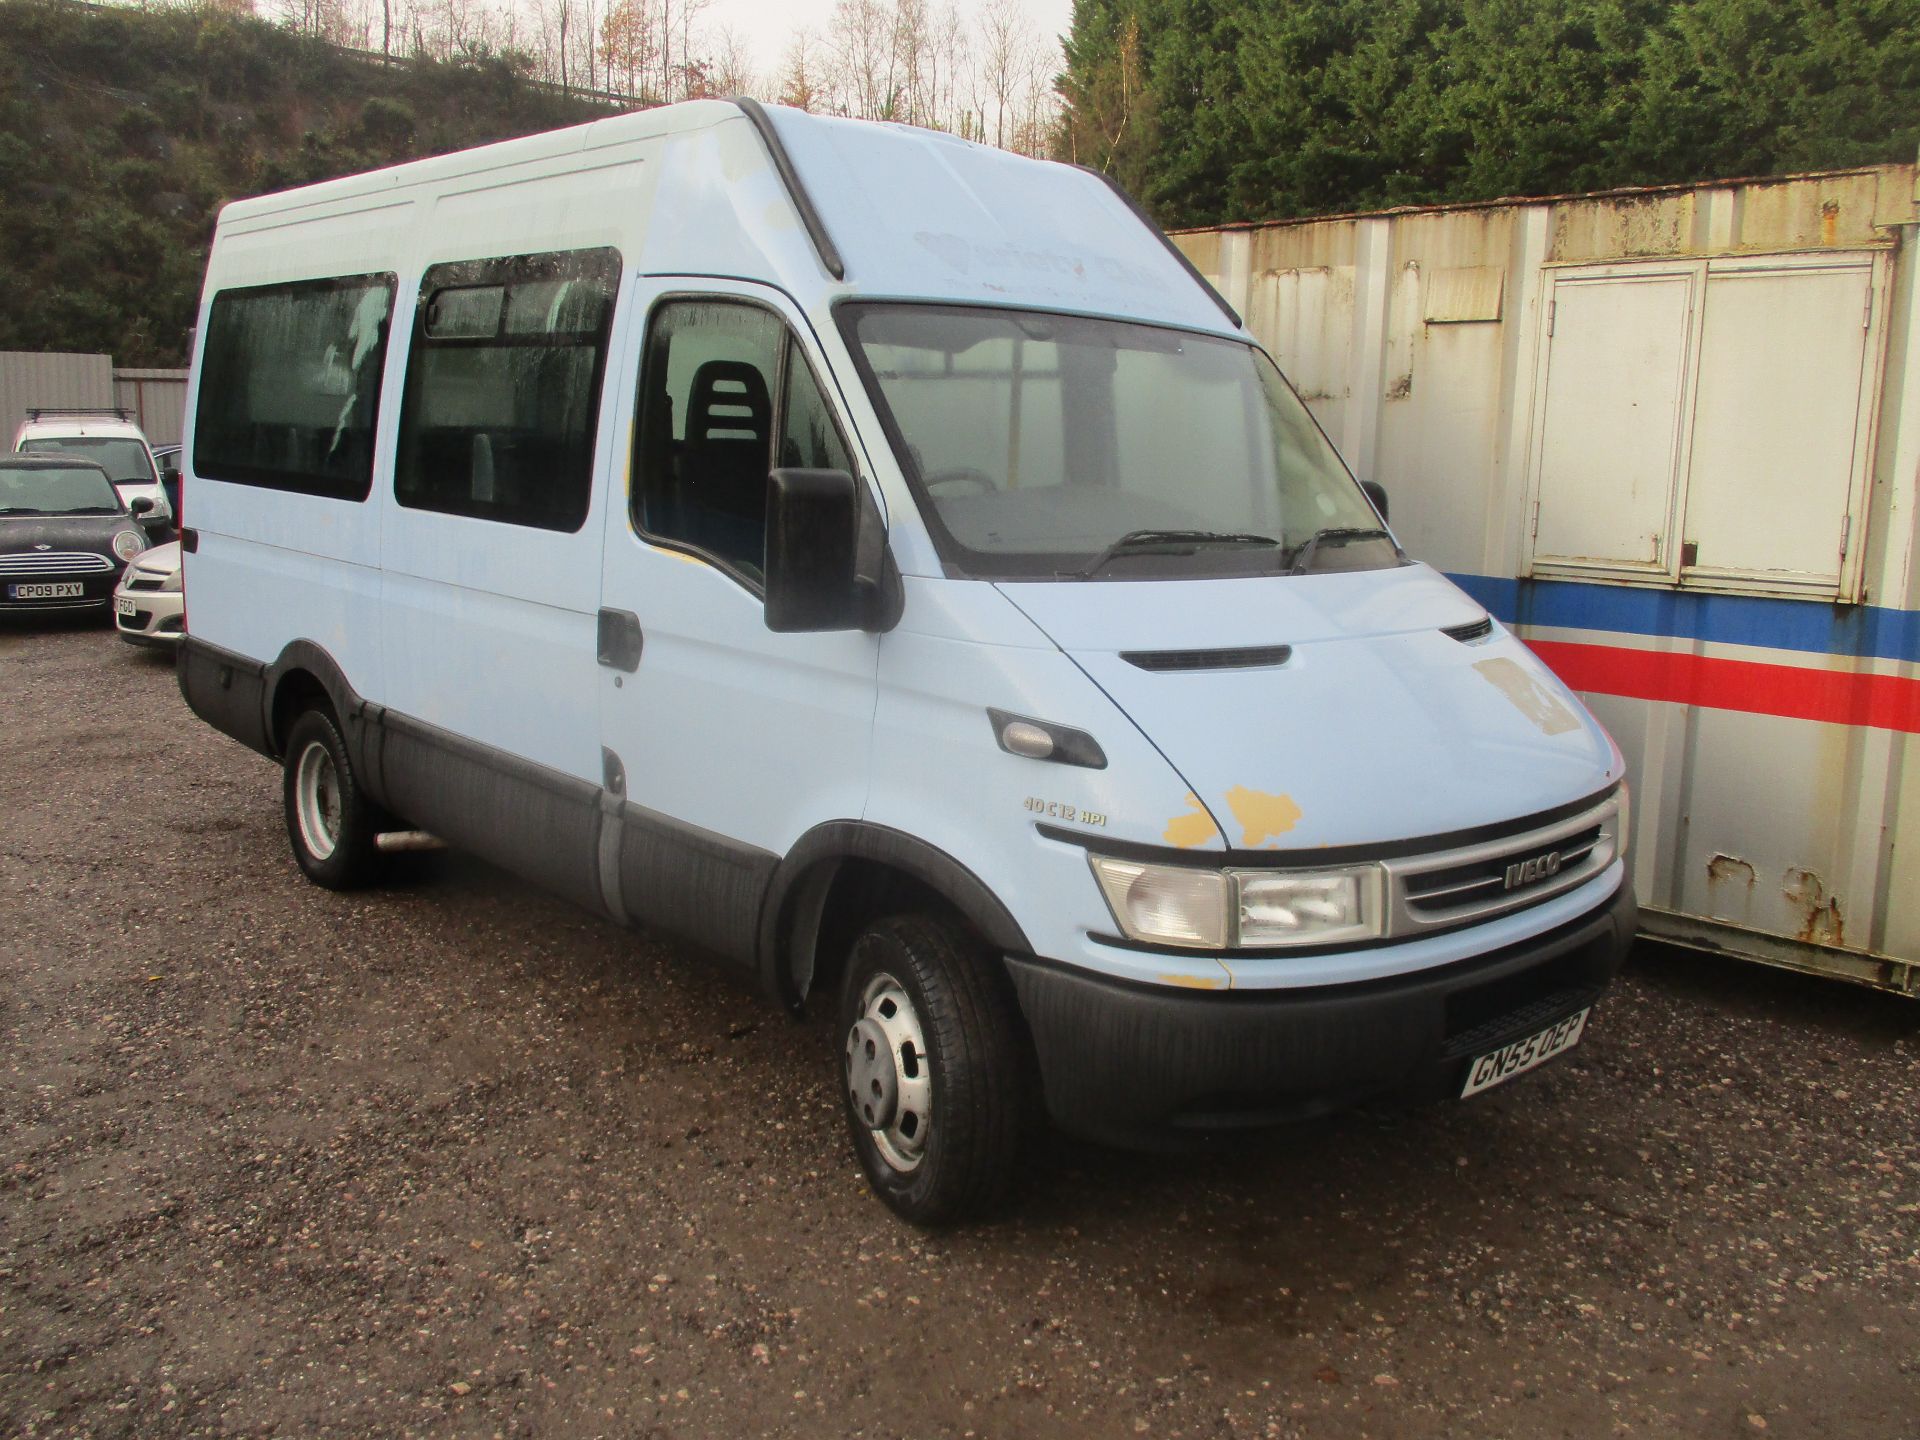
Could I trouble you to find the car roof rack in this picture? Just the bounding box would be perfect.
[23,407,133,421]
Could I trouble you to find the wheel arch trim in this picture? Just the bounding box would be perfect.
[758,821,1032,1009]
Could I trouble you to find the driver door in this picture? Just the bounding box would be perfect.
[595,279,881,971]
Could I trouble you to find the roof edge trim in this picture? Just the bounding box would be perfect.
[732,98,847,282]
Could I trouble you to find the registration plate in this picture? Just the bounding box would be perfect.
[1461,1008,1590,1097]
[8,581,84,600]
[115,595,137,617]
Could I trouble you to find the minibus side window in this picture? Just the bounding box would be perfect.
[634,299,853,585]
[194,273,396,501]
[393,247,620,533]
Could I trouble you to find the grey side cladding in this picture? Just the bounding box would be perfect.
[376,709,608,916]
[177,636,272,758]
[618,804,778,978]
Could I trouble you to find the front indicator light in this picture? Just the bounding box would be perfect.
[1088,856,1228,949]
[1233,867,1384,946]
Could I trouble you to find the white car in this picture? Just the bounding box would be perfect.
[15,410,173,527]
[112,540,183,647]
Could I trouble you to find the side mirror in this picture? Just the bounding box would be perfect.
[129,496,156,517]
[160,466,181,487]
[1361,480,1390,522]
[765,468,867,633]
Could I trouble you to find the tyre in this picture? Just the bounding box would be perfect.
[837,913,1035,1224]
[282,707,385,890]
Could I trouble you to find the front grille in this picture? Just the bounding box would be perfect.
[0,552,113,577]
[1404,824,1603,916]
[126,573,168,591]
[1382,795,1620,936]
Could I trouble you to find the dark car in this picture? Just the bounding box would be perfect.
[0,456,151,616]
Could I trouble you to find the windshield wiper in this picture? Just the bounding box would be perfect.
[1075,529,1279,578]
[1285,526,1396,574]
[65,505,122,514]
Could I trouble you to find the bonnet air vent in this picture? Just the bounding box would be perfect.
[1121,644,1293,673]
[1441,617,1494,644]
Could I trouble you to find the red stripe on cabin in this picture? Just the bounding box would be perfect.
[1527,640,1920,735]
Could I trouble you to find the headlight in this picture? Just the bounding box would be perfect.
[160,562,183,593]
[1089,856,1387,949]
[112,530,144,562]
[1088,857,1228,948]
[1233,866,1384,946]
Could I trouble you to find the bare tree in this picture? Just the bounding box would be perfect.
[709,24,755,97]
[775,27,826,111]
[600,0,659,99]
[973,0,1033,150]
[826,0,900,120]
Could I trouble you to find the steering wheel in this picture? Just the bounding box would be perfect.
[924,467,998,496]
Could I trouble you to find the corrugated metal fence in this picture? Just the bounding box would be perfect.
[2,352,189,447]
[112,368,190,448]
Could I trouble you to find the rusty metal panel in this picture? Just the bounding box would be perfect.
[1,350,114,443]
[1424,266,1504,323]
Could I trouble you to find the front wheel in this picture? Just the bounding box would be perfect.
[837,914,1035,1225]
[282,707,384,890]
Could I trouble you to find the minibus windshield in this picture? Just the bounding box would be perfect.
[842,304,1398,580]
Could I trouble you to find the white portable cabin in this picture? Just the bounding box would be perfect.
[1176,165,1920,995]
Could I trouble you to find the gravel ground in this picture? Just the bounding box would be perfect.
[3,620,1917,1440]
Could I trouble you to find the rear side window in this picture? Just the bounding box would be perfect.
[194,274,396,500]
[394,248,620,533]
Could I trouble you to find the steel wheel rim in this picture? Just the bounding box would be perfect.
[846,971,932,1174]
[294,740,342,861]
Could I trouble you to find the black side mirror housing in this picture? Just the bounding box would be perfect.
[160,466,181,487]
[764,468,898,634]
[1361,480,1390,522]
[129,496,156,516]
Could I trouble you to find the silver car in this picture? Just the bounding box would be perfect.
[113,540,183,646]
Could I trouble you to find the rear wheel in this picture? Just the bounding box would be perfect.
[837,914,1035,1225]
[282,707,383,890]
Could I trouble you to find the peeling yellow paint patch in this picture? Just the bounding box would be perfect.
[1224,786,1303,847]
[1473,658,1581,736]
[650,545,710,568]
[1163,792,1220,848]
[1161,972,1228,990]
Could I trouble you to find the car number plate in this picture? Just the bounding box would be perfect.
[9,581,84,600]
[1461,1008,1590,1098]
[115,595,137,616]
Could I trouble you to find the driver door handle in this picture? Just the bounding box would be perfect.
[596,608,643,673]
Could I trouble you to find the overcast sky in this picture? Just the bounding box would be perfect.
[703,0,1076,83]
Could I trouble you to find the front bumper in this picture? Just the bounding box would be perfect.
[1006,879,1635,1146]
[114,586,184,646]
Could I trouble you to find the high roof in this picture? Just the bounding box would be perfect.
[215,100,1241,338]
